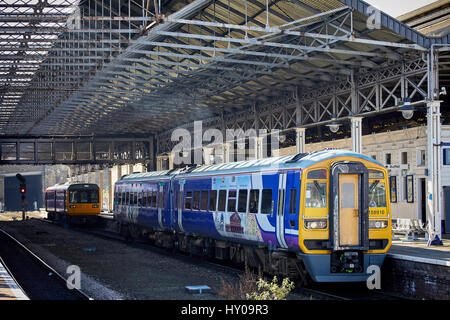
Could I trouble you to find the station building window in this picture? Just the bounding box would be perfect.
[385,153,392,165]
[417,149,426,166]
[444,148,450,165]
[401,151,408,165]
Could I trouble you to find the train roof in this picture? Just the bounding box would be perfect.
[118,149,384,183]
[46,183,99,191]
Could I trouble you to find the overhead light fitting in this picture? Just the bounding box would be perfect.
[326,114,341,133]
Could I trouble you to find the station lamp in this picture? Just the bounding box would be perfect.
[397,98,426,120]
[326,114,341,133]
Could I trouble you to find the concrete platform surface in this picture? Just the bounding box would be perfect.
[0,260,28,300]
[389,239,450,266]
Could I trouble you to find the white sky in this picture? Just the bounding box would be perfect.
[364,0,437,17]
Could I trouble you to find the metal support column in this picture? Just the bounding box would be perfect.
[351,117,363,154]
[427,100,442,243]
[295,128,306,154]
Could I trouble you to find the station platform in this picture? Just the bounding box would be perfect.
[389,239,450,266]
[383,238,450,299]
[0,260,28,300]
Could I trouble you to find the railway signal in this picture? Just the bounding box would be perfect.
[16,174,27,221]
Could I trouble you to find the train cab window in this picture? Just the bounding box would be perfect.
[369,170,387,208]
[261,189,272,214]
[184,191,192,210]
[209,190,217,212]
[289,189,297,214]
[307,169,327,179]
[249,189,259,213]
[218,190,226,211]
[192,191,200,210]
[69,189,98,204]
[227,190,237,212]
[305,182,327,208]
[238,190,248,213]
[201,191,208,211]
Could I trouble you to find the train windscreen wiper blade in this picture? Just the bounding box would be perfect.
[369,180,379,193]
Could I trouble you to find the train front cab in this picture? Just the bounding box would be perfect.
[298,157,392,282]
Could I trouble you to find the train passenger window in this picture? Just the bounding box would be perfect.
[249,189,259,213]
[201,191,208,211]
[151,191,156,208]
[138,193,143,207]
[261,189,272,214]
[238,190,248,213]
[227,190,237,212]
[149,192,153,207]
[209,190,217,212]
[192,191,200,210]
[184,191,192,210]
[307,169,327,179]
[289,189,297,214]
[218,190,227,211]
[305,182,327,208]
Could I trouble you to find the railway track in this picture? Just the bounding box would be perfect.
[0,228,91,300]
[36,217,406,300]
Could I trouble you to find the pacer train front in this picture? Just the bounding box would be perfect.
[114,149,391,283]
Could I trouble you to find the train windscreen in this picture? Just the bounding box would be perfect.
[69,187,99,204]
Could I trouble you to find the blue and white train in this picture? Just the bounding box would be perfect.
[114,149,392,283]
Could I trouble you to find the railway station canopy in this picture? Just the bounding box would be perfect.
[0,0,449,150]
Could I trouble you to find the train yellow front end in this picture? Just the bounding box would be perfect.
[45,183,101,225]
[298,155,391,282]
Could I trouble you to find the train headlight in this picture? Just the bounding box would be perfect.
[92,205,99,208]
[304,219,327,229]
[369,220,388,229]
[69,205,77,208]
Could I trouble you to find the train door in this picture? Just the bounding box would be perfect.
[158,183,164,229]
[277,171,300,248]
[276,172,288,248]
[177,180,185,232]
[330,162,369,251]
[166,181,173,230]
[284,171,300,243]
[338,174,360,246]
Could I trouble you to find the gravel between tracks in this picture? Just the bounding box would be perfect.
[0,217,313,300]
